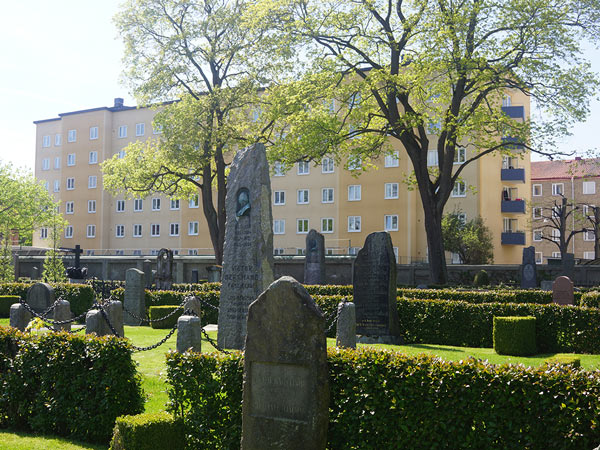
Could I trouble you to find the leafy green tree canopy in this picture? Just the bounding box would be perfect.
[442,212,494,265]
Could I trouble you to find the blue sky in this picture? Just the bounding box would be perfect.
[0,1,598,171]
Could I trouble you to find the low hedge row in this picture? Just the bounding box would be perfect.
[0,326,144,443]
[166,349,600,449]
[0,296,19,318]
[109,412,185,450]
[148,306,182,329]
[493,316,537,356]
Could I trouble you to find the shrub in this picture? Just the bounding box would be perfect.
[473,270,490,287]
[0,326,144,443]
[148,306,182,329]
[545,355,581,368]
[109,412,185,450]
[166,348,600,449]
[580,290,600,308]
[493,316,537,356]
[0,295,19,318]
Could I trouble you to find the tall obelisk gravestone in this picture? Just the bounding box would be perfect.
[218,143,274,350]
[304,229,325,284]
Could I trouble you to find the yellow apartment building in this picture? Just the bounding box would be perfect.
[34,92,530,264]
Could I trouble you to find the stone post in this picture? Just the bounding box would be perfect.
[176,315,202,353]
[10,303,31,331]
[336,302,356,348]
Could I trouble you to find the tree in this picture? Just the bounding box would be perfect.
[104,0,279,264]
[253,0,600,283]
[41,211,67,283]
[582,204,600,260]
[442,212,493,264]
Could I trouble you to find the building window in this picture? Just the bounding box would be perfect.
[67,153,76,166]
[153,123,162,134]
[118,149,126,159]
[384,151,399,167]
[40,228,48,239]
[385,183,399,199]
[321,218,334,233]
[348,216,361,232]
[454,147,466,164]
[274,219,285,234]
[296,248,306,256]
[136,123,145,136]
[297,219,309,234]
[86,225,96,238]
[322,157,334,173]
[551,229,560,241]
[44,181,50,192]
[502,95,512,107]
[533,230,543,242]
[297,189,309,204]
[88,175,97,189]
[274,248,285,255]
[54,157,60,169]
[170,199,180,210]
[274,191,285,205]
[297,161,310,175]
[322,188,334,203]
[452,181,466,197]
[532,184,542,196]
[532,207,542,219]
[116,200,125,212]
[55,134,62,146]
[348,185,361,201]
[584,230,595,241]
[273,161,285,176]
[42,158,50,170]
[583,204,596,217]
[116,225,125,238]
[152,198,161,211]
[133,250,142,256]
[583,181,596,195]
[118,125,127,138]
[66,178,75,190]
[151,224,160,237]
[64,225,73,239]
[551,251,560,258]
[385,215,399,231]
[349,247,361,255]
[451,252,463,264]
[535,252,543,264]
[42,135,51,148]
[134,199,143,212]
[188,221,199,235]
[66,201,74,214]
[188,249,198,256]
[584,251,595,260]
[189,194,199,208]
[552,183,564,196]
[348,156,362,171]
[67,130,76,142]
[87,200,96,213]
[133,224,143,237]
[427,150,438,167]
[170,223,180,236]
[89,151,98,164]
[90,126,98,140]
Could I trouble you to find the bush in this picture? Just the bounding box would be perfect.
[545,355,581,368]
[473,270,490,287]
[0,295,19,318]
[148,306,182,329]
[109,412,185,450]
[0,326,144,443]
[493,316,537,356]
[580,290,600,308]
[166,348,600,449]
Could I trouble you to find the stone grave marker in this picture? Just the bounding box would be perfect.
[124,268,146,326]
[552,276,574,305]
[176,315,202,353]
[10,303,31,331]
[304,229,325,285]
[336,302,356,348]
[218,143,274,350]
[241,276,328,450]
[143,259,153,289]
[353,232,401,343]
[27,282,55,314]
[562,253,575,279]
[540,280,553,291]
[156,248,174,290]
[520,246,537,289]
[53,299,72,332]
[86,300,124,337]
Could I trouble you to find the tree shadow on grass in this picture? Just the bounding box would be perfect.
[0,429,107,450]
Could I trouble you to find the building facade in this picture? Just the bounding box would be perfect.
[34,94,531,264]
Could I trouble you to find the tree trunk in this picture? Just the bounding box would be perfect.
[422,203,448,285]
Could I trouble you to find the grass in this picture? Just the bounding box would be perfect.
[2,318,600,449]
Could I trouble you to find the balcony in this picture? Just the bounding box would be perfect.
[501,105,525,120]
[501,199,526,213]
[501,136,524,150]
[501,168,526,182]
[501,231,526,245]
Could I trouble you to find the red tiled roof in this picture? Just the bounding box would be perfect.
[531,158,600,180]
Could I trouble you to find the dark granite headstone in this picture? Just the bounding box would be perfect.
[218,143,274,350]
[304,229,325,285]
[552,276,574,305]
[155,248,174,290]
[562,253,575,279]
[241,276,328,450]
[353,232,400,343]
[26,282,55,314]
[520,246,537,289]
[143,259,153,289]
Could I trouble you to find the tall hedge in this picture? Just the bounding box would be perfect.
[0,326,144,443]
[166,349,600,449]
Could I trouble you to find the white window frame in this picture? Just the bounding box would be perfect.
[88,175,97,189]
[297,189,309,204]
[118,149,126,159]
[348,185,361,201]
[64,225,73,239]
[66,177,75,190]
[152,198,161,211]
[384,214,399,231]
[67,153,76,166]
[273,161,285,176]
[54,156,60,169]
[42,135,51,148]
[348,156,362,171]
[42,158,50,170]
[189,194,199,208]
[535,252,543,264]
[136,123,145,137]
[274,191,286,206]
[118,125,127,139]
[153,123,162,134]
[40,227,48,239]
[274,248,285,256]
[87,200,96,213]
[454,147,466,164]
[116,200,125,212]
[533,184,542,196]
[67,129,76,143]
[134,199,143,212]
[532,207,542,219]
[348,216,361,232]
[552,183,564,196]
[583,204,596,217]
[322,157,334,173]
[170,223,180,236]
[86,224,96,238]
[89,126,98,140]
[551,229,560,242]
[321,218,334,233]
[55,134,62,146]
[584,230,595,241]
[133,224,143,237]
[584,251,595,260]
[385,183,399,199]
[533,230,543,242]
[583,181,596,195]
[273,219,285,235]
[89,151,98,164]
[65,201,74,215]
[188,221,199,235]
[115,225,125,238]
[170,199,180,210]
[297,161,310,175]
[427,150,438,167]
[296,218,309,234]
[151,223,160,237]
[552,251,561,258]
[321,188,334,204]
[384,151,400,168]
[452,181,467,197]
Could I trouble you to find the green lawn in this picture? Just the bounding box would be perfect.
[2,319,600,449]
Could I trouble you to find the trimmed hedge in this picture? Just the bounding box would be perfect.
[148,306,182,330]
[0,326,144,443]
[493,316,537,356]
[545,356,581,368]
[109,412,185,450]
[0,295,19,318]
[581,290,600,308]
[166,348,600,449]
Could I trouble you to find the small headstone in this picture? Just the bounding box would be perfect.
[26,282,55,314]
[241,276,328,450]
[9,303,31,331]
[540,280,553,291]
[353,232,401,344]
[552,276,574,305]
[183,296,202,318]
[155,248,174,290]
[304,229,325,285]
[124,268,145,326]
[53,299,72,332]
[218,143,274,350]
[520,246,537,289]
[176,315,202,353]
[143,259,153,289]
[86,301,124,337]
[336,302,356,349]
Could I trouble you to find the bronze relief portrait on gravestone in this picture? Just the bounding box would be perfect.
[236,188,251,218]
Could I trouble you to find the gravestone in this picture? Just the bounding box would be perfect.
[156,248,174,290]
[336,302,356,349]
[218,143,274,350]
[26,282,55,314]
[143,259,153,289]
[562,253,575,279]
[183,296,202,318]
[53,299,72,332]
[520,246,537,289]
[9,303,31,331]
[552,276,574,305]
[176,315,202,353]
[353,232,401,344]
[86,301,124,337]
[540,280,553,291]
[241,277,328,450]
[304,229,325,285]
[206,265,222,282]
[191,269,199,284]
[124,268,145,326]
